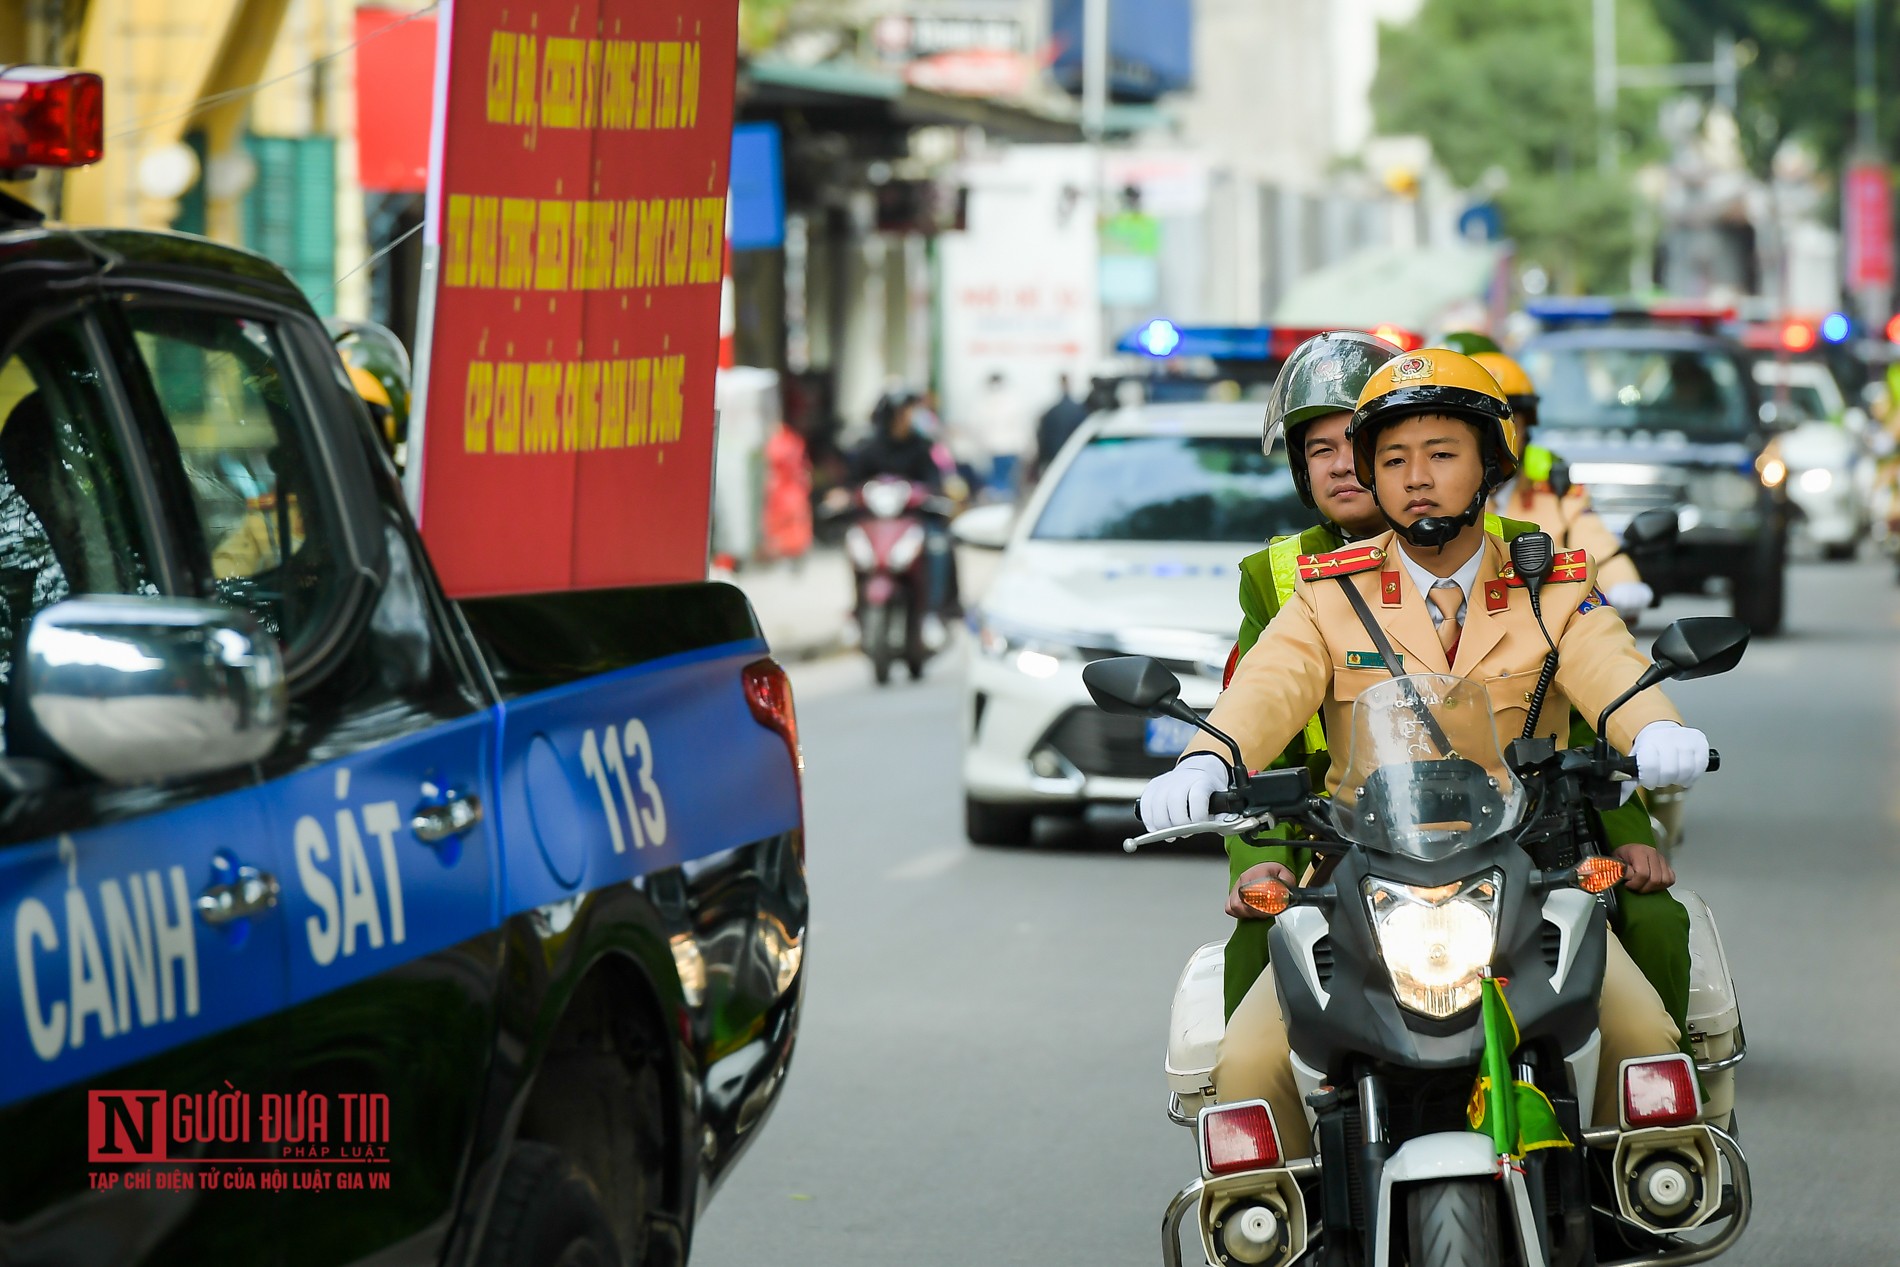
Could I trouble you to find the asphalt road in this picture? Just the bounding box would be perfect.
[692,556,1900,1267]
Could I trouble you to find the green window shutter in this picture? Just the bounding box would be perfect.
[242,134,337,315]
[170,130,210,236]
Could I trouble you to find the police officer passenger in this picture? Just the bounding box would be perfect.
[1141,349,1709,1154]
[1475,349,1654,615]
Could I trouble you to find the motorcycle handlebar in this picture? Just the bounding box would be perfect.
[1607,747,1720,780]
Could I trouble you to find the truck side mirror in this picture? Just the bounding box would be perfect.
[13,596,286,782]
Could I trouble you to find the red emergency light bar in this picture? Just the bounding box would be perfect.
[0,67,104,173]
[1265,324,1425,359]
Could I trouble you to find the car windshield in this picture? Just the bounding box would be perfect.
[1525,345,1752,441]
[1331,675,1526,861]
[1755,381,1831,422]
[1030,434,1307,543]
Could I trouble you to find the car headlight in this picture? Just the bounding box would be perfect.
[844,524,876,571]
[1798,466,1835,494]
[1363,872,1501,1019]
[974,613,1089,671]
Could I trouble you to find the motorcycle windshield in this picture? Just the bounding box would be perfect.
[1330,675,1526,861]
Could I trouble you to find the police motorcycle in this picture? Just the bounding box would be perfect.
[1085,602,1752,1266]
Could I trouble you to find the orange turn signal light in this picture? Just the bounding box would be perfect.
[1576,856,1625,894]
[1239,880,1293,916]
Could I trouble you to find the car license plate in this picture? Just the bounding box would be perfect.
[1144,715,1201,757]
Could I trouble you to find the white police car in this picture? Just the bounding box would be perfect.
[955,401,1308,844]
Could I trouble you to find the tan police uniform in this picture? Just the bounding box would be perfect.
[1496,480,1641,592]
[1188,528,1682,1154]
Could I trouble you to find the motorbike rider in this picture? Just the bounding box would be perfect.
[1146,348,1707,1153]
[840,390,959,628]
[1476,349,1654,616]
[1225,337,1693,1056]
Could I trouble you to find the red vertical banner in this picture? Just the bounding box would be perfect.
[411,0,738,597]
[1844,160,1893,296]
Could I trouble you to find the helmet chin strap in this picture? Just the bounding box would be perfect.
[1376,489,1488,552]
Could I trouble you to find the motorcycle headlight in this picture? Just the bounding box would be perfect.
[844,524,876,571]
[863,480,913,518]
[886,523,926,571]
[1797,466,1835,494]
[1363,872,1501,1019]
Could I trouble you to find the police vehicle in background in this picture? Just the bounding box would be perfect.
[0,68,806,1265]
[955,323,1418,844]
[1519,299,1792,634]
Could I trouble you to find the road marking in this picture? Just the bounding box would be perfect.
[885,847,964,881]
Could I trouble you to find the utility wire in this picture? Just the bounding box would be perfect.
[306,219,425,304]
[106,1,441,142]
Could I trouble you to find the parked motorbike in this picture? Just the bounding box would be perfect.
[1084,612,1752,1267]
[832,477,956,685]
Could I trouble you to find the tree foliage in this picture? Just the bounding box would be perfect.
[1372,0,1677,292]
[1650,0,1897,174]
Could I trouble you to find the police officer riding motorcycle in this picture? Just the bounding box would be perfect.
[1094,350,1752,1267]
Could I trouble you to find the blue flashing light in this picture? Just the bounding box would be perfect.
[1135,319,1181,357]
[1116,322,1277,360]
[1821,311,1851,343]
[1525,297,1617,322]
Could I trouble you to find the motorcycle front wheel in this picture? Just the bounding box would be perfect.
[1406,1179,1502,1267]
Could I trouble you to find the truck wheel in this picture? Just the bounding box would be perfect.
[965,795,1032,846]
[1406,1179,1502,1267]
[477,1142,621,1267]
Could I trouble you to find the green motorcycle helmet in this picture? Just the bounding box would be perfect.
[1264,330,1404,509]
[1437,330,1503,356]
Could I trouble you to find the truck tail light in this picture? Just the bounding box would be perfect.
[0,68,104,171]
[1620,1054,1700,1130]
[1200,1101,1282,1175]
[743,657,802,786]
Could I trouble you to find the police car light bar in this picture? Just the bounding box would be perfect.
[1117,322,1424,361]
[0,67,105,172]
[1526,297,1737,331]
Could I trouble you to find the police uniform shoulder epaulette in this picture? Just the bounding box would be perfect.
[1497,549,1590,587]
[1296,542,1388,581]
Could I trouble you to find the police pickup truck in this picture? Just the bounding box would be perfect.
[0,70,805,1267]
[1521,300,1792,635]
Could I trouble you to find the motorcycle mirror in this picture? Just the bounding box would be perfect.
[1547,460,1573,499]
[1648,616,1750,682]
[1621,508,1679,554]
[1082,656,1184,717]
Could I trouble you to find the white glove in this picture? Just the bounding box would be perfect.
[1631,721,1710,790]
[1606,581,1654,613]
[1138,753,1229,835]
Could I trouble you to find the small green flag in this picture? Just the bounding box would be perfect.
[1466,976,1574,1158]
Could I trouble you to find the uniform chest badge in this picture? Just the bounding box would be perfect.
[1345,650,1401,671]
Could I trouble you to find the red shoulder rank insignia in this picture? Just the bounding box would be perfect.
[1297,543,1387,582]
[1484,580,1510,612]
[1497,550,1588,588]
[1549,548,1588,583]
